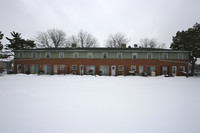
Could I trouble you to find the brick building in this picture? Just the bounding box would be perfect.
[13,47,189,76]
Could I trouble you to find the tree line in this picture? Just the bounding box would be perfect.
[1,22,200,75]
[1,29,167,51]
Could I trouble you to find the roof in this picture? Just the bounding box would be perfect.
[13,47,190,53]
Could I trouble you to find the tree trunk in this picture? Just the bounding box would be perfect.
[191,61,195,76]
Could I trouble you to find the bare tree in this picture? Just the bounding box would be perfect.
[105,33,129,48]
[0,31,3,50]
[35,29,69,48]
[68,30,98,48]
[139,38,166,48]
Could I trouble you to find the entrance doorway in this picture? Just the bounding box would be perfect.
[172,66,177,76]
[80,65,84,75]
[54,65,57,74]
[111,65,116,76]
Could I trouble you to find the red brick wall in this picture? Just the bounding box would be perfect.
[14,58,189,76]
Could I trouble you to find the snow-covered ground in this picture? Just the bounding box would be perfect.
[0,74,200,133]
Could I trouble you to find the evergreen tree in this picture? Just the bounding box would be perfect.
[170,23,200,75]
[6,31,36,51]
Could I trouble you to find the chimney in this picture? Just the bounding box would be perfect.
[121,44,126,48]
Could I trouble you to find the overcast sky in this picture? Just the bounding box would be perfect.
[1,0,200,48]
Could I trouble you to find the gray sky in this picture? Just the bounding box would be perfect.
[1,0,200,48]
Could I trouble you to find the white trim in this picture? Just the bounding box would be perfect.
[117,53,122,59]
[118,65,124,71]
[87,52,93,58]
[130,65,136,71]
[18,52,24,58]
[60,65,65,70]
[73,52,79,58]
[72,65,77,70]
[59,52,64,58]
[147,53,152,59]
[163,53,168,59]
[102,52,108,59]
[32,52,37,58]
[45,52,51,58]
[132,53,138,59]
[178,53,183,59]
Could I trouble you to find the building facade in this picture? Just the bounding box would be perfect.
[14,47,189,76]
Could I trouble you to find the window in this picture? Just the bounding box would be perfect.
[117,53,122,59]
[163,53,168,59]
[18,52,23,58]
[102,52,108,59]
[72,65,77,70]
[73,52,79,58]
[131,65,136,71]
[147,53,152,59]
[178,53,183,59]
[179,66,185,72]
[39,53,41,58]
[118,65,124,71]
[132,53,138,59]
[32,52,37,58]
[60,65,65,70]
[45,52,51,58]
[59,52,64,58]
[88,52,93,58]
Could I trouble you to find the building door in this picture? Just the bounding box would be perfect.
[139,66,143,75]
[54,65,58,74]
[17,64,22,73]
[100,65,109,76]
[43,65,51,74]
[80,65,84,75]
[146,66,155,76]
[30,64,38,74]
[162,66,168,75]
[24,64,28,74]
[86,65,95,75]
[146,66,151,76]
[172,66,177,76]
[111,65,116,76]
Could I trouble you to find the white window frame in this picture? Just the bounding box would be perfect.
[163,53,168,59]
[59,52,64,58]
[178,53,183,59]
[118,65,124,71]
[102,52,108,59]
[72,65,77,71]
[45,52,51,58]
[147,53,152,59]
[18,52,23,58]
[32,52,37,58]
[60,65,65,70]
[179,66,185,72]
[131,65,136,71]
[88,52,93,59]
[132,53,138,59]
[117,53,122,59]
[73,52,79,58]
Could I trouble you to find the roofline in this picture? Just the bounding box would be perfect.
[13,47,190,53]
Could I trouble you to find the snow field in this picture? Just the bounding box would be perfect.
[0,74,200,133]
